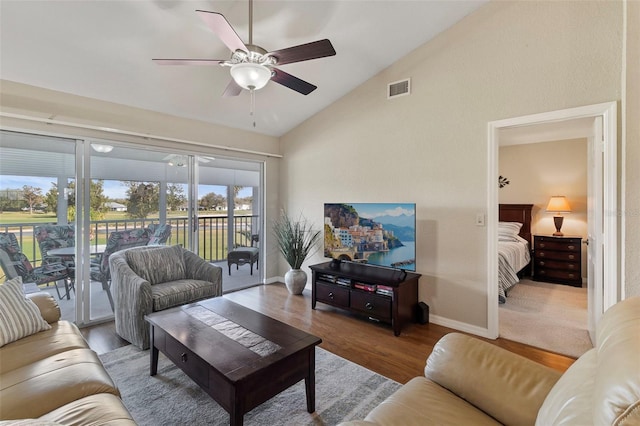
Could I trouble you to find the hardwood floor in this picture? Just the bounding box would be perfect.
[81,283,575,384]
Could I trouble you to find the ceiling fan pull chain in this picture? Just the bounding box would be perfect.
[250,88,256,127]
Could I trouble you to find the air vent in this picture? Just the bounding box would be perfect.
[387,78,411,99]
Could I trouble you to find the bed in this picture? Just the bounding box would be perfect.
[498,204,533,303]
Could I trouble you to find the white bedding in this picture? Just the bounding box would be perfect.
[498,236,530,303]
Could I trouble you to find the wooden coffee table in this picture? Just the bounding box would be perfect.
[145,297,322,426]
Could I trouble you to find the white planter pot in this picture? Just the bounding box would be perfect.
[285,269,307,295]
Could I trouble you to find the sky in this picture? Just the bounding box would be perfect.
[0,176,251,200]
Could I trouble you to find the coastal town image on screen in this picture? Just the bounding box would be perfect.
[324,203,416,271]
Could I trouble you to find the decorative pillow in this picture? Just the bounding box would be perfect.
[0,277,51,347]
[124,245,186,285]
[498,221,523,242]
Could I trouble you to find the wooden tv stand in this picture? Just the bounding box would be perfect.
[310,261,421,336]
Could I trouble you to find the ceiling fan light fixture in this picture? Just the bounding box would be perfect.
[91,144,114,153]
[230,62,271,90]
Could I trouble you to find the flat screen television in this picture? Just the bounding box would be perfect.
[324,203,416,271]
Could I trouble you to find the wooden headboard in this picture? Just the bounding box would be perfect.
[499,204,533,246]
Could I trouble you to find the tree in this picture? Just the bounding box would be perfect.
[22,185,43,214]
[65,180,108,221]
[44,184,59,213]
[200,192,225,210]
[89,180,109,220]
[125,181,159,219]
[167,183,187,211]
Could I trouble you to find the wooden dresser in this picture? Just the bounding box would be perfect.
[532,235,582,287]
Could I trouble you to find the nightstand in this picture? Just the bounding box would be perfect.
[532,235,582,287]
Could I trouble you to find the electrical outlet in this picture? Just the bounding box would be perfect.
[475,213,485,226]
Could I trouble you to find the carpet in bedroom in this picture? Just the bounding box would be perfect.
[499,279,593,358]
[99,344,401,425]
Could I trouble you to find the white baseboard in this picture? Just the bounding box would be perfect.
[429,314,493,340]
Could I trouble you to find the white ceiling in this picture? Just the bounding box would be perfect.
[0,0,487,137]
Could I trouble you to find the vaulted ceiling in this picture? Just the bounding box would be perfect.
[0,0,487,137]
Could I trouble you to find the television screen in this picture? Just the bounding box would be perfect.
[324,203,416,271]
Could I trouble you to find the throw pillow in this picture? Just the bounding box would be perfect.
[124,245,186,285]
[0,277,51,347]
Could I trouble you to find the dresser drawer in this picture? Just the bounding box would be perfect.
[165,336,209,389]
[534,259,580,271]
[350,291,391,321]
[535,250,580,262]
[315,282,350,308]
[535,268,581,284]
[534,238,581,252]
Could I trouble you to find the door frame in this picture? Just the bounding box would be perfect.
[486,101,618,339]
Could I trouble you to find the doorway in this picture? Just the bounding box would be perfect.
[486,102,618,345]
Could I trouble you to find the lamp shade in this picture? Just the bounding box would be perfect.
[230,63,272,91]
[546,196,571,213]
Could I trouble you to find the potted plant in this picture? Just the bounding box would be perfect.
[273,211,321,294]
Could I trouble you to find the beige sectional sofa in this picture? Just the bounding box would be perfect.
[0,289,134,425]
[341,296,640,425]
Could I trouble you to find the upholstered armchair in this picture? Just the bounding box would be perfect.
[109,244,222,349]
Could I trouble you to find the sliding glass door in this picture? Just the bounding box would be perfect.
[1,129,264,326]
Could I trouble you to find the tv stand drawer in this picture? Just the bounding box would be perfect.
[316,282,349,307]
[350,291,391,321]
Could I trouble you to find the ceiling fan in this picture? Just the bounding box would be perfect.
[153,0,336,97]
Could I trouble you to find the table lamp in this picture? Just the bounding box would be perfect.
[546,196,571,236]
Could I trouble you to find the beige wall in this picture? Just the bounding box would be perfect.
[499,139,588,278]
[625,0,640,297]
[280,1,626,331]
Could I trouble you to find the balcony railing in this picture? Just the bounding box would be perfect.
[0,215,259,270]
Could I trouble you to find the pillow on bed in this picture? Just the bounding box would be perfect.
[498,221,523,242]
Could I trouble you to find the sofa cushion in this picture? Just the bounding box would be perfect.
[363,377,501,426]
[124,245,185,285]
[536,348,597,425]
[151,279,217,311]
[39,393,135,425]
[0,348,119,419]
[594,296,640,425]
[0,321,89,374]
[0,277,51,347]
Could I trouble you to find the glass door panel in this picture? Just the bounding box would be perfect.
[0,130,77,321]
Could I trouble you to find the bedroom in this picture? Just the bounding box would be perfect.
[498,132,590,357]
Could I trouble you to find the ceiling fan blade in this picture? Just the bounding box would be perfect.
[222,79,243,97]
[152,59,225,65]
[196,10,247,53]
[267,39,336,66]
[270,68,317,95]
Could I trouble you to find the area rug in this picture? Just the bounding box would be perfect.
[99,345,401,425]
[499,279,593,358]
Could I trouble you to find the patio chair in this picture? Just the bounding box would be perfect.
[90,228,151,311]
[227,233,259,275]
[146,223,172,245]
[34,225,76,298]
[0,232,71,299]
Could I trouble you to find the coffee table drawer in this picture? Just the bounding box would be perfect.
[166,336,209,389]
